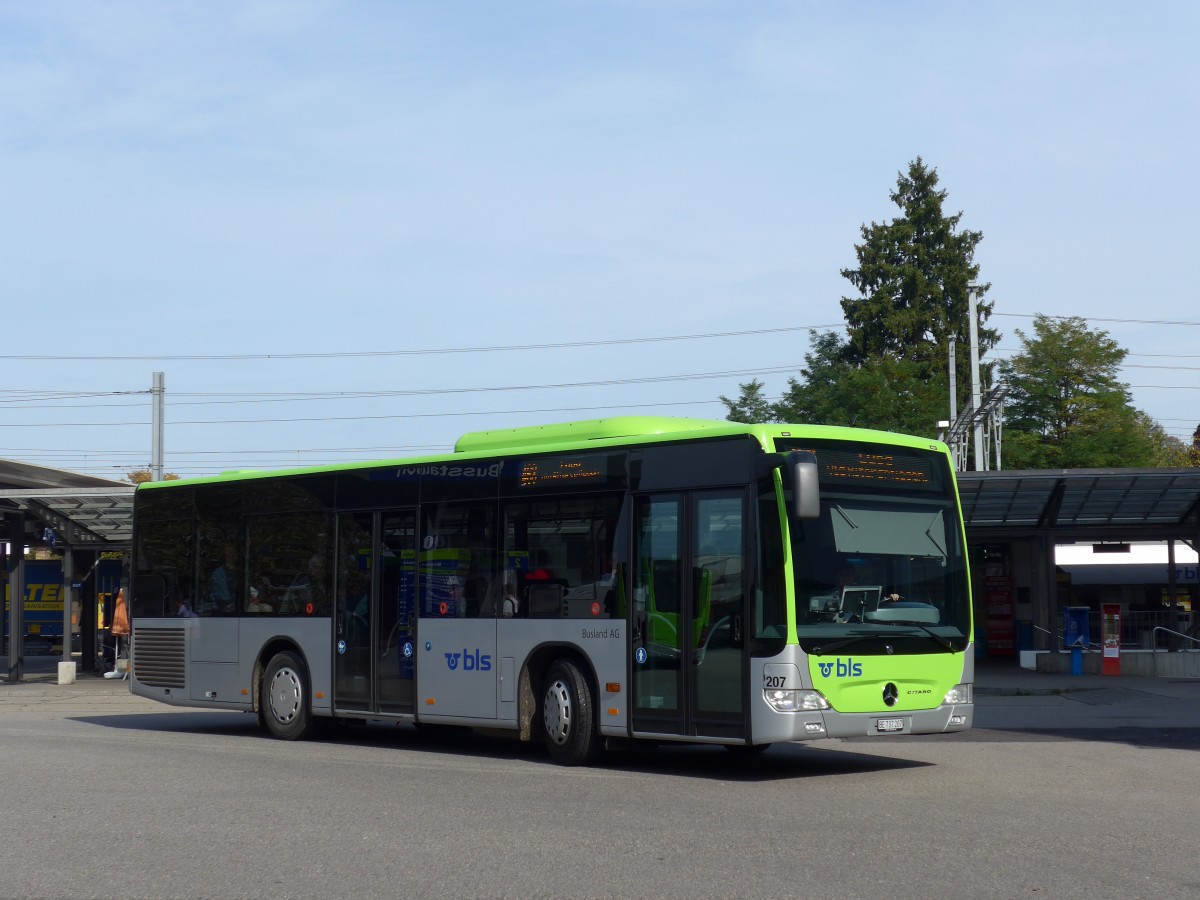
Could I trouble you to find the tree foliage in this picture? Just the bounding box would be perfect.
[723,158,987,437]
[1136,412,1188,467]
[718,380,773,424]
[1000,315,1164,468]
[127,469,181,484]
[720,160,1183,469]
[841,157,997,404]
[767,330,947,433]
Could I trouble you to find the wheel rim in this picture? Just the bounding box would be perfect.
[543,677,572,747]
[269,665,303,724]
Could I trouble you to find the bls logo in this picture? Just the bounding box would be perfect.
[817,658,863,678]
[444,648,492,672]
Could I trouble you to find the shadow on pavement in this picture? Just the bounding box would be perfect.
[859,725,1200,750]
[68,709,932,780]
[71,710,255,736]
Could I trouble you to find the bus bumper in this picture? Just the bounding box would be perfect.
[752,701,973,743]
[813,702,973,739]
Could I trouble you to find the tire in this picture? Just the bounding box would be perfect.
[261,650,315,740]
[540,659,601,766]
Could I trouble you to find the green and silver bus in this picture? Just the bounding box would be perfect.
[129,417,973,764]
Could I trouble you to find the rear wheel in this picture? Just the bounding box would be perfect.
[540,659,601,766]
[261,650,315,740]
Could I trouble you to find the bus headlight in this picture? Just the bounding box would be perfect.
[943,683,972,705]
[766,689,830,712]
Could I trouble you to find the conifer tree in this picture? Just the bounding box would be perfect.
[722,158,991,437]
[840,157,996,409]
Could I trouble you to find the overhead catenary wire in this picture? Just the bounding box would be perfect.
[0,324,843,362]
[1,312,1198,364]
[0,368,802,408]
[3,314,1197,476]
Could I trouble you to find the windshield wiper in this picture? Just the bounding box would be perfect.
[886,620,958,653]
[812,631,877,656]
[814,624,960,656]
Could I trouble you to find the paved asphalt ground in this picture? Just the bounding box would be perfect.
[5,652,1198,719]
[2,656,1199,899]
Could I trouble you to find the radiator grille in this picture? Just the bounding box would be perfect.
[132,627,186,688]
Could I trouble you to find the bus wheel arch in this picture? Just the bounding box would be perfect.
[260,644,316,741]
[529,649,601,766]
[517,644,596,742]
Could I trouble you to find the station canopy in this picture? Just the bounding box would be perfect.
[0,459,134,548]
[957,468,1200,542]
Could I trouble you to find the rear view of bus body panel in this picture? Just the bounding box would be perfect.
[132,618,332,713]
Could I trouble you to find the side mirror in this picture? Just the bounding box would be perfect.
[789,451,820,520]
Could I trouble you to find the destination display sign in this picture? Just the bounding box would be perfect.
[777,440,943,491]
[518,457,605,489]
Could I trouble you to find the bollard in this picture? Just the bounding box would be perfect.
[57,661,77,685]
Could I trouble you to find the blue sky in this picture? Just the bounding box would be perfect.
[2,1,1197,477]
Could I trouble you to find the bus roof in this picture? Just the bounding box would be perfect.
[138,417,949,490]
[453,416,731,454]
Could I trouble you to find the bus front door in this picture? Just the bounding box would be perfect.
[630,491,747,741]
[334,510,417,716]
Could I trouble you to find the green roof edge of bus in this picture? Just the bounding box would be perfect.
[136,416,952,489]
[452,416,731,453]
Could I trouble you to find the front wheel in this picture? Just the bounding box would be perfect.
[261,650,315,740]
[540,659,601,766]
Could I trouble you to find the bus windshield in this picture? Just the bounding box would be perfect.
[777,438,971,653]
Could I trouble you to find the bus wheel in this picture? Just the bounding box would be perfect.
[540,659,600,766]
[262,651,314,740]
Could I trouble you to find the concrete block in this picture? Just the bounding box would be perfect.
[1019,650,1046,670]
[57,661,77,685]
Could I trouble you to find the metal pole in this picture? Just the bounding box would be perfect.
[151,371,165,482]
[968,286,984,471]
[7,513,25,682]
[61,547,73,664]
[1045,535,1059,652]
[949,337,958,423]
[994,403,1004,471]
[1168,540,1179,650]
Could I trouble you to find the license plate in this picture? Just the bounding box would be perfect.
[875,718,905,733]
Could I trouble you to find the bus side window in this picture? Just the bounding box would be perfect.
[503,494,622,620]
[131,573,167,618]
[421,501,498,618]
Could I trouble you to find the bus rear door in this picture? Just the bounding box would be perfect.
[335,510,418,716]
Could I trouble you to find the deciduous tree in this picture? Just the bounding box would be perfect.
[127,469,180,484]
[1000,315,1163,468]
